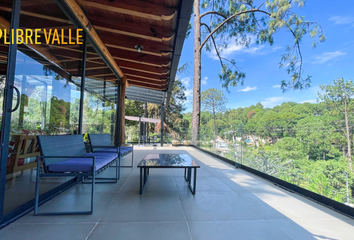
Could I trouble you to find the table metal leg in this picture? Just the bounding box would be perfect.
[144,168,147,184]
[140,167,143,195]
[188,168,197,195]
[193,168,197,195]
[184,168,188,182]
[188,168,191,184]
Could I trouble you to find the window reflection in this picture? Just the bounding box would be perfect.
[3,0,83,215]
[82,44,117,142]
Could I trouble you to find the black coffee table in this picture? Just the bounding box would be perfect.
[137,154,200,195]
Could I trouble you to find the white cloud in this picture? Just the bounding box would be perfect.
[329,16,354,26]
[237,86,257,92]
[273,85,281,88]
[311,51,346,64]
[181,77,191,88]
[261,97,291,108]
[300,99,317,104]
[202,77,208,85]
[272,46,282,51]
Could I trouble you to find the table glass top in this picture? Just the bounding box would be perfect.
[138,154,200,167]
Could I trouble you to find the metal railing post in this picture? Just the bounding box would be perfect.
[78,32,87,134]
[161,104,164,146]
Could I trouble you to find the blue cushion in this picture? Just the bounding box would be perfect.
[96,147,133,156]
[86,152,118,159]
[47,153,117,173]
[121,146,133,151]
[96,148,118,153]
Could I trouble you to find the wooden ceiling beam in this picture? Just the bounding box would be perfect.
[86,73,115,78]
[127,78,168,86]
[114,56,171,68]
[123,70,168,81]
[58,0,125,80]
[90,17,174,42]
[128,82,166,91]
[78,0,177,21]
[99,33,173,54]
[21,0,54,7]
[108,48,171,66]
[119,66,168,76]
[0,6,71,24]
[126,75,168,85]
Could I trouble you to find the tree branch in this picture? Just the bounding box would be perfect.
[200,11,227,19]
[201,23,224,68]
[199,8,271,52]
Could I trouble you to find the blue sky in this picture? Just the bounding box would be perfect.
[178,0,354,112]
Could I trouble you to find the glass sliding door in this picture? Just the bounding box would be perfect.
[0,0,85,218]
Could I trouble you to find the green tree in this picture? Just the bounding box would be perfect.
[201,88,228,147]
[318,78,354,171]
[191,0,325,143]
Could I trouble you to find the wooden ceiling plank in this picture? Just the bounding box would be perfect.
[128,82,165,91]
[126,75,168,84]
[95,25,170,42]
[124,70,168,81]
[0,6,71,24]
[59,0,125,82]
[117,61,170,75]
[90,17,174,42]
[78,0,177,21]
[99,34,173,53]
[109,48,171,65]
[119,66,162,76]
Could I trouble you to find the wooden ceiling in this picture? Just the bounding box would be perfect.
[0,0,182,91]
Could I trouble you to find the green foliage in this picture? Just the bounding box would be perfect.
[201,88,228,113]
[186,79,354,204]
[199,0,325,91]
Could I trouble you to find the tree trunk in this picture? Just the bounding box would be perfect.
[344,98,353,171]
[191,0,201,145]
[342,146,346,157]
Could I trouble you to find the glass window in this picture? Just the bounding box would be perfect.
[81,43,117,143]
[2,0,84,215]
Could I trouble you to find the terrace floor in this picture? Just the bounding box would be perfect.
[1,146,354,240]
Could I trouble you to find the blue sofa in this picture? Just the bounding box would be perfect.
[35,134,120,215]
[88,134,133,167]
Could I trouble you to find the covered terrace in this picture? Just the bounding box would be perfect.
[1,0,354,239]
[0,0,191,226]
[2,146,354,240]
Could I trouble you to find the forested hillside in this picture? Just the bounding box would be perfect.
[183,80,354,205]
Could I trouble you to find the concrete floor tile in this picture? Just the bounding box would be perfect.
[101,191,185,222]
[271,218,354,240]
[179,191,266,221]
[17,190,117,223]
[188,220,294,240]
[175,176,233,192]
[88,222,191,240]
[121,175,177,192]
[0,223,95,240]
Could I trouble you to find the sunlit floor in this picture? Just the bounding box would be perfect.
[2,146,354,240]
